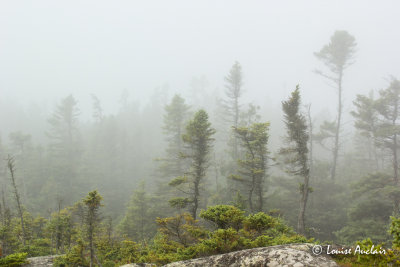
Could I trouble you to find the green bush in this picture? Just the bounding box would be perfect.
[0,253,28,267]
[244,212,276,234]
[199,205,245,230]
[47,208,312,266]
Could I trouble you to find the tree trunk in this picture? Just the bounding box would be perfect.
[192,178,200,220]
[233,97,239,159]
[7,156,26,246]
[89,223,94,267]
[257,184,263,212]
[248,180,254,213]
[331,71,343,181]
[307,105,314,180]
[298,175,310,235]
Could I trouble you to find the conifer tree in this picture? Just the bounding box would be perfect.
[230,122,269,213]
[119,182,156,242]
[47,95,81,202]
[160,94,191,178]
[315,30,356,180]
[7,155,26,246]
[374,79,400,214]
[169,110,215,219]
[223,61,244,160]
[351,92,380,170]
[280,86,311,235]
[83,190,103,267]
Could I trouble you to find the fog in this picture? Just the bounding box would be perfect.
[1,1,400,262]
[2,1,399,116]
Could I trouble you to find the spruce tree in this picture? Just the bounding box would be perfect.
[47,95,81,202]
[119,182,156,242]
[83,190,103,267]
[280,86,311,235]
[230,122,269,213]
[223,61,244,161]
[160,94,191,178]
[374,79,400,214]
[351,92,380,171]
[169,110,215,219]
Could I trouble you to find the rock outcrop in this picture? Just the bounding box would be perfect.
[23,255,60,267]
[163,243,339,267]
[120,264,156,267]
[23,244,339,266]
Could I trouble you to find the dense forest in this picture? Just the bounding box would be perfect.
[2,27,400,266]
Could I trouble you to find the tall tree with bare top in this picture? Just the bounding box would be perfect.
[7,155,26,246]
[314,30,356,180]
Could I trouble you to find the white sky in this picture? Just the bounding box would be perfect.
[1,1,399,119]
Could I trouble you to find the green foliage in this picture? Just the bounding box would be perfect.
[46,209,74,254]
[53,242,87,267]
[18,238,53,257]
[199,205,244,230]
[118,183,157,242]
[351,92,379,140]
[0,253,28,267]
[197,228,242,254]
[279,85,310,235]
[390,216,400,249]
[333,238,397,267]
[160,94,191,178]
[156,213,205,248]
[170,109,216,219]
[232,122,270,213]
[168,198,190,209]
[314,30,356,74]
[243,212,276,234]
[280,86,309,177]
[168,176,187,187]
[118,240,140,264]
[230,192,247,211]
[335,173,394,244]
[150,209,310,264]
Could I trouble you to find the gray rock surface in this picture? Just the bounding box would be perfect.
[22,244,339,267]
[120,264,156,267]
[162,243,339,267]
[23,255,60,267]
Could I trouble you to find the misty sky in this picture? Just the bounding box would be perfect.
[1,1,400,120]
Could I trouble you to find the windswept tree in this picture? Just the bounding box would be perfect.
[169,110,215,219]
[230,122,269,213]
[279,86,311,235]
[315,30,356,180]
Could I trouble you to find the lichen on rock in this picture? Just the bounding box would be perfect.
[162,243,338,267]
